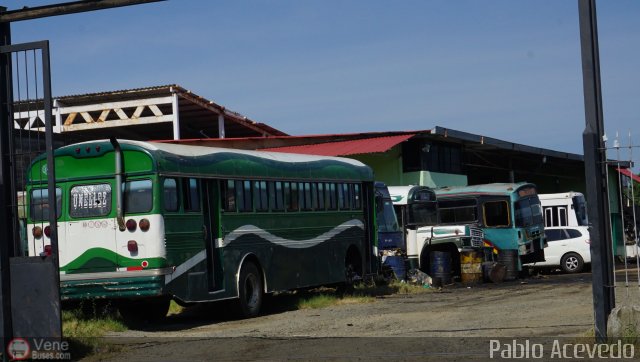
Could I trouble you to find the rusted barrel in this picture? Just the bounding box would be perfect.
[429,251,452,285]
[497,249,519,281]
[460,250,483,284]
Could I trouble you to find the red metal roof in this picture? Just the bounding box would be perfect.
[261,134,415,156]
[618,168,640,183]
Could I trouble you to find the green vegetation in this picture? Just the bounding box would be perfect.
[62,309,127,338]
[296,293,375,310]
[295,278,431,310]
[167,300,184,316]
[62,302,128,359]
[356,279,432,296]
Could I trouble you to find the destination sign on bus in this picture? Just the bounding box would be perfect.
[70,184,111,217]
[517,187,537,198]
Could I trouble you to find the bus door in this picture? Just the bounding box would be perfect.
[202,179,224,292]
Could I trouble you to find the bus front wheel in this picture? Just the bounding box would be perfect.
[236,261,263,318]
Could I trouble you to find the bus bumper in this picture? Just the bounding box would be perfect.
[60,272,168,300]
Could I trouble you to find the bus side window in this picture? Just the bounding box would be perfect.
[317,183,325,210]
[239,180,252,212]
[163,178,179,212]
[338,183,350,210]
[183,178,201,212]
[289,182,299,211]
[124,180,152,214]
[297,182,306,210]
[328,183,337,210]
[558,207,567,226]
[343,184,352,210]
[254,181,268,212]
[544,207,553,227]
[223,180,236,212]
[268,181,276,211]
[274,181,284,211]
[302,182,312,211]
[310,183,318,210]
[353,184,361,209]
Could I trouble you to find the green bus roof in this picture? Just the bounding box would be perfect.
[28,139,374,183]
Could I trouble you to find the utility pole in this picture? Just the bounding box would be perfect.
[578,0,615,342]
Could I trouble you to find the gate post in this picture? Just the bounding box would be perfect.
[0,8,15,348]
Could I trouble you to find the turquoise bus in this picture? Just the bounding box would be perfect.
[435,183,546,270]
[26,139,376,320]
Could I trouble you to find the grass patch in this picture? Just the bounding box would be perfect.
[62,309,127,338]
[294,278,428,310]
[296,293,375,310]
[61,302,128,359]
[354,278,433,296]
[167,300,184,316]
[297,294,339,309]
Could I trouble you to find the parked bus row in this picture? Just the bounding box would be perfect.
[25,139,589,321]
[26,139,376,320]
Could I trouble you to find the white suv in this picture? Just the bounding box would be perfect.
[526,226,591,273]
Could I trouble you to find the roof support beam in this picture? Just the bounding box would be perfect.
[171,89,180,140]
[218,113,225,139]
[63,115,173,132]
[0,0,165,23]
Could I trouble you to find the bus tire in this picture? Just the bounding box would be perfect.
[236,261,263,318]
[337,247,362,295]
[118,296,170,324]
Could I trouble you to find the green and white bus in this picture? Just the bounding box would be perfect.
[388,185,484,273]
[26,139,376,320]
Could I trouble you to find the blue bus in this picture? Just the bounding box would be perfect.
[435,183,546,270]
[374,182,403,251]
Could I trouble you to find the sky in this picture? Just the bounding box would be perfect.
[7,0,640,171]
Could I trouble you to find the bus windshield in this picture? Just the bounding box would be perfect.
[514,197,543,227]
[408,202,438,226]
[439,198,477,224]
[572,195,589,226]
[377,199,400,232]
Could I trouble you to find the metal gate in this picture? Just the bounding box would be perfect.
[0,40,61,340]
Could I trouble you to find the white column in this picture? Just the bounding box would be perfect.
[170,88,181,140]
[53,99,63,133]
[218,113,225,139]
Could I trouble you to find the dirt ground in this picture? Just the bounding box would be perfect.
[85,268,640,361]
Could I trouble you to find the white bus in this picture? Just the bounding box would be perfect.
[388,185,483,273]
[539,192,588,228]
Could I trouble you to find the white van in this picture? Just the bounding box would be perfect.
[539,192,588,228]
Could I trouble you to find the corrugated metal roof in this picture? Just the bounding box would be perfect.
[618,168,640,183]
[260,134,415,156]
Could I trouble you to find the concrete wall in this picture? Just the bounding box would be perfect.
[401,171,467,188]
[351,146,467,188]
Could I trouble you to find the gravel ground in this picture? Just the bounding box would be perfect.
[81,271,619,361]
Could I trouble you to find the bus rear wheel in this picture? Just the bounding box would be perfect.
[236,261,263,318]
